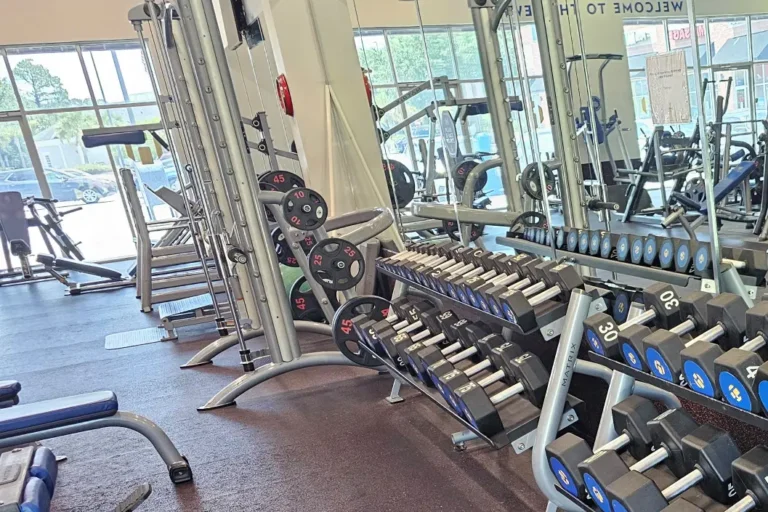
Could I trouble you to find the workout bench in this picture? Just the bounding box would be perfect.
[0,381,192,486]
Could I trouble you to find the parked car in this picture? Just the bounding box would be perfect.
[0,168,118,204]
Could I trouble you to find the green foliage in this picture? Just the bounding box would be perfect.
[0,78,17,111]
[13,59,70,109]
[388,33,429,83]
[75,163,112,174]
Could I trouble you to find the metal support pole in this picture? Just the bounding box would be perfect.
[469,1,524,213]
[532,289,593,512]
[653,128,670,214]
[687,1,722,294]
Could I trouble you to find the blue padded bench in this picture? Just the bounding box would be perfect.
[0,391,118,438]
[671,160,758,213]
[0,380,21,408]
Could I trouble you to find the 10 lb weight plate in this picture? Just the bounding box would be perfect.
[283,187,328,230]
[330,295,389,367]
[308,238,365,291]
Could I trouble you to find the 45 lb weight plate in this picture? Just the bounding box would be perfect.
[331,295,390,367]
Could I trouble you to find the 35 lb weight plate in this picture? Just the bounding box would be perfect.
[283,188,328,230]
[442,220,484,242]
[308,238,365,291]
[452,160,487,193]
[383,160,416,209]
[331,295,390,367]
[289,276,340,323]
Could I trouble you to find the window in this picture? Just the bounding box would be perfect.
[8,169,36,181]
[624,21,667,70]
[82,42,154,104]
[451,28,482,80]
[7,46,93,111]
[710,18,749,65]
[0,60,18,111]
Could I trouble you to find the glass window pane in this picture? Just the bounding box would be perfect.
[460,82,486,99]
[101,105,161,127]
[710,18,749,65]
[0,59,18,112]
[388,31,429,83]
[517,24,542,76]
[0,121,39,196]
[355,31,394,85]
[667,20,708,66]
[756,63,768,121]
[452,28,482,80]
[82,42,154,104]
[424,31,456,79]
[753,17,768,61]
[624,22,667,69]
[7,46,93,110]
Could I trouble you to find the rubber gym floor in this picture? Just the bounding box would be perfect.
[0,272,546,511]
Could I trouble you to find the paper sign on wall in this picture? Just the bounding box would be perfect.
[646,51,691,125]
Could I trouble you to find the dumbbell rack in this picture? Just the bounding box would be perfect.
[356,341,582,450]
[590,353,768,431]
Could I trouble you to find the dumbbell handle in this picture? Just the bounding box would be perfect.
[440,341,463,357]
[522,281,547,297]
[598,432,631,452]
[684,323,726,348]
[510,277,533,290]
[395,319,423,332]
[740,334,766,353]
[491,272,519,286]
[619,308,694,336]
[671,318,696,336]
[464,266,487,279]
[725,495,756,512]
[529,284,567,307]
[420,332,447,348]
[411,329,437,343]
[463,358,493,378]
[479,268,499,281]
[490,381,525,405]
[629,445,670,473]
[447,345,479,364]
[662,468,703,501]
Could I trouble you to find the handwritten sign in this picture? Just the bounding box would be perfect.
[646,51,691,125]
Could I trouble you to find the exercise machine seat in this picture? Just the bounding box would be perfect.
[0,391,118,438]
[0,381,21,402]
[36,254,123,281]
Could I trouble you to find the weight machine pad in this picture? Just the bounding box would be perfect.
[0,381,21,403]
[0,391,118,437]
[0,191,30,245]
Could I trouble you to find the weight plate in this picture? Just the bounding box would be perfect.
[289,276,340,323]
[521,163,556,201]
[613,291,630,324]
[694,246,710,272]
[567,231,579,252]
[299,234,317,253]
[259,170,305,192]
[452,160,487,193]
[631,238,644,264]
[308,238,365,291]
[442,220,484,242]
[271,227,299,267]
[676,243,691,272]
[556,229,565,249]
[683,177,706,204]
[578,232,590,254]
[330,295,389,367]
[383,159,416,209]
[659,239,675,269]
[600,236,613,259]
[643,237,658,266]
[590,233,601,256]
[616,235,630,261]
[283,187,328,230]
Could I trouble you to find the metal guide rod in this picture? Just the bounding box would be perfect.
[686,1,722,295]
[173,0,286,363]
[172,18,262,325]
[134,19,224,324]
[571,0,613,234]
[507,3,557,257]
[532,289,593,512]
[531,0,590,233]
[469,0,524,213]
[147,13,251,347]
[194,0,301,360]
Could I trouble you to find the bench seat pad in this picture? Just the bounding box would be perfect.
[0,381,21,402]
[0,391,118,438]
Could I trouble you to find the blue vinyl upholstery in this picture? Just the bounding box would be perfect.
[0,391,118,437]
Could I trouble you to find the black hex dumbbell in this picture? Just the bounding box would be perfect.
[605,425,742,510]
[583,283,683,359]
[728,445,768,512]
[435,340,523,413]
[545,395,663,502]
[484,258,557,319]
[389,314,474,376]
[455,253,518,306]
[352,299,433,354]
[424,332,507,390]
[366,308,452,368]
[470,255,534,313]
[412,321,490,381]
[498,263,583,332]
[454,351,549,436]
[617,291,711,372]
[644,293,747,386]
[578,408,699,510]
[423,248,486,296]
[385,241,463,280]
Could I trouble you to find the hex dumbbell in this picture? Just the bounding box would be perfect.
[727,445,768,512]
[605,425,742,510]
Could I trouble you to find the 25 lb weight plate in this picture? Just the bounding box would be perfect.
[308,238,365,291]
[283,188,328,230]
[330,295,389,367]
[383,160,416,209]
[521,163,556,201]
[272,227,298,267]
